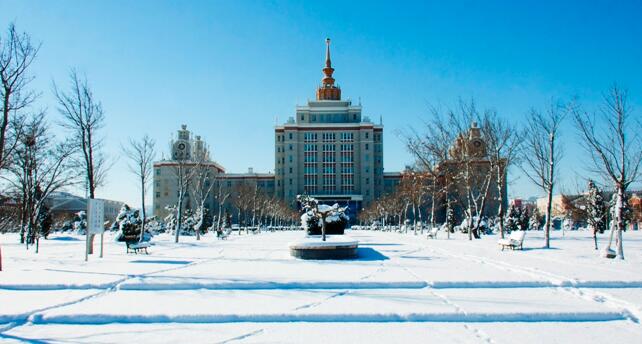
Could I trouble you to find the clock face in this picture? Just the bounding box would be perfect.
[178,143,186,150]
[473,140,482,147]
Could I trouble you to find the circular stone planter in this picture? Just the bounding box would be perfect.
[289,236,359,260]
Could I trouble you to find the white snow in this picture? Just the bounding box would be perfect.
[1,229,641,342]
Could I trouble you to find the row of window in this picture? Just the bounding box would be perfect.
[281,143,370,152]
[276,131,379,143]
[299,114,359,122]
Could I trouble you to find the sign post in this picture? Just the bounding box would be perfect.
[87,199,105,261]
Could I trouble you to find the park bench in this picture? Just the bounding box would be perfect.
[124,236,151,254]
[217,228,232,240]
[498,230,526,251]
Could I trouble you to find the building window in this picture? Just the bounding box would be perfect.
[289,178,292,185]
[289,133,293,140]
[365,143,369,150]
[322,132,335,142]
[340,132,354,142]
[289,167,292,173]
[156,192,160,198]
[304,175,317,194]
[366,132,369,139]
[366,178,370,185]
[301,114,304,120]
[304,132,317,142]
[289,155,293,163]
[289,144,293,151]
[155,169,160,176]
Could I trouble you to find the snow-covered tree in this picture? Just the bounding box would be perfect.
[586,180,607,250]
[445,201,456,238]
[73,211,87,235]
[518,207,530,231]
[164,205,177,235]
[572,85,641,259]
[297,195,348,241]
[505,204,520,232]
[529,209,541,231]
[112,204,143,241]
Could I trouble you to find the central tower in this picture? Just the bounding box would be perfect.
[275,39,385,220]
[316,38,341,101]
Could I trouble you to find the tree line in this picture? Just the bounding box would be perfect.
[361,91,640,260]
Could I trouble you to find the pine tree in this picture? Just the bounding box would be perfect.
[529,208,541,230]
[505,204,520,232]
[445,204,456,234]
[586,180,607,250]
[518,207,530,231]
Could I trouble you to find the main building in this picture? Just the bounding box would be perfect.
[274,39,385,214]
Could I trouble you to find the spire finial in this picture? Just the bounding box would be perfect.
[325,38,331,68]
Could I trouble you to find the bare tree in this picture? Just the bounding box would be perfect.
[122,135,155,242]
[481,112,521,239]
[402,106,452,231]
[0,23,40,173]
[572,85,641,259]
[54,70,109,253]
[189,158,216,240]
[213,178,230,232]
[54,70,108,199]
[521,103,565,249]
[4,113,76,253]
[172,159,194,243]
[444,102,494,240]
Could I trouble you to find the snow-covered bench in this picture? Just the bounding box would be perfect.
[217,228,231,240]
[427,226,439,239]
[498,231,526,251]
[126,240,151,254]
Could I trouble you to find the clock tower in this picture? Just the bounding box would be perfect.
[172,124,192,160]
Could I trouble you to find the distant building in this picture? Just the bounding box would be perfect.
[152,126,274,221]
[153,39,396,222]
[44,192,124,222]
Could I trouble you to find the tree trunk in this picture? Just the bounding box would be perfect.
[497,168,505,239]
[175,195,183,243]
[140,178,146,242]
[544,183,553,249]
[615,186,625,259]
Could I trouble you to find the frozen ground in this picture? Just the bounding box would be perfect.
[1,229,641,343]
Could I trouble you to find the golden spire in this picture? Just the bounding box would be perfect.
[322,38,335,86]
[317,38,341,100]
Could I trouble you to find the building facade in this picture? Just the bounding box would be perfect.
[153,39,392,222]
[274,39,385,216]
[152,126,275,221]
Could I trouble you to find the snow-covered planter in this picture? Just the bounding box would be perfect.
[298,196,349,239]
[293,195,358,259]
[301,205,348,236]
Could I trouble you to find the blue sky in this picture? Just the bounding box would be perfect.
[1,0,641,207]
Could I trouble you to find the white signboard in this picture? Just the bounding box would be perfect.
[87,199,105,234]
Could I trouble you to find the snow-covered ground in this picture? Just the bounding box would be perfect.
[1,229,641,343]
